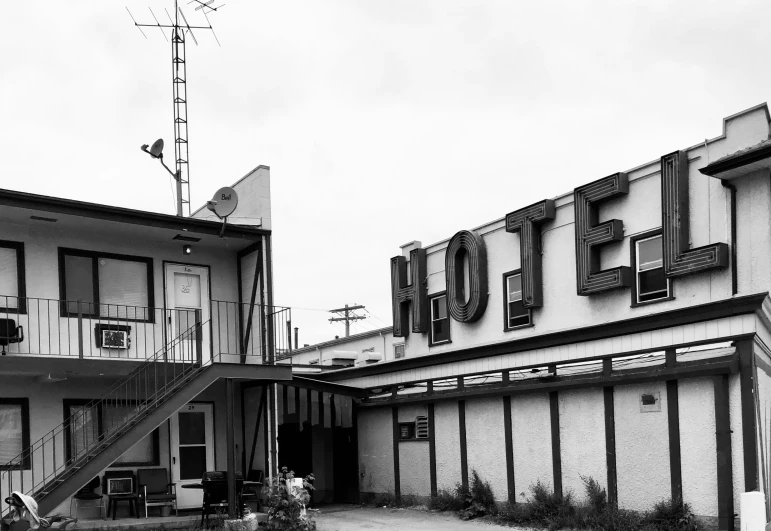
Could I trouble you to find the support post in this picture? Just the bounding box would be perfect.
[226,378,237,517]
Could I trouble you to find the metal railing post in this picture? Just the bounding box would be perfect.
[77,300,84,359]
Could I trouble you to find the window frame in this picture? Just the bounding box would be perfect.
[62,399,160,467]
[630,229,674,307]
[58,248,155,323]
[428,291,451,347]
[502,269,533,331]
[0,240,27,314]
[393,343,405,359]
[398,422,416,441]
[0,398,30,470]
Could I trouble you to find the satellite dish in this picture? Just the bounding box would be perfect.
[209,187,238,219]
[149,138,164,158]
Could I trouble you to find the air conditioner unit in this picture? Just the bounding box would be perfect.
[101,329,130,349]
[415,415,429,439]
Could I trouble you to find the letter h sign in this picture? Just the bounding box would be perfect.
[391,248,428,337]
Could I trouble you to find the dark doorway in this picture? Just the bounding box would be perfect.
[333,427,358,503]
[277,422,313,478]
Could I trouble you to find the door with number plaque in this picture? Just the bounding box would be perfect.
[170,403,215,509]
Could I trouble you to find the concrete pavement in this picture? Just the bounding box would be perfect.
[314,506,516,530]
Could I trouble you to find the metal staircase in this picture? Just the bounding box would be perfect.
[0,320,289,516]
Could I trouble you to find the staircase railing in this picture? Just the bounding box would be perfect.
[0,318,211,509]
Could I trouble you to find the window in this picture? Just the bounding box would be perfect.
[430,293,450,345]
[59,249,154,321]
[632,233,672,305]
[0,241,26,313]
[504,271,531,330]
[394,344,405,359]
[63,400,159,467]
[399,423,415,440]
[0,399,30,469]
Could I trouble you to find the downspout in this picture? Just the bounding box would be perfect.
[721,181,738,295]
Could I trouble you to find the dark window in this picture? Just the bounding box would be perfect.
[64,400,158,467]
[635,235,671,304]
[394,344,405,359]
[0,241,26,314]
[505,273,531,329]
[0,399,30,469]
[430,294,450,345]
[59,249,154,321]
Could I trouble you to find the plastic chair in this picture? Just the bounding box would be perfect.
[137,468,177,518]
[69,476,104,520]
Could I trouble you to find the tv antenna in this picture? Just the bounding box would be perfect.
[127,0,223,217]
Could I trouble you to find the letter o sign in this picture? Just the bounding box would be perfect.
[445,230,488,323]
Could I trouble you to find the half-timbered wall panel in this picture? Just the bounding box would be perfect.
[558,388,606,502]
[512,393,553,501]
[465,397,508,502]
[357,408,394,494]
[614,382,670,512]
[678,378,718,518]
[433,401,462,493]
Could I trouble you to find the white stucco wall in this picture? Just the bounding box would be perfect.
[357,408,394,494]
[679,377,718,517]
[433,401,462,493]
[512,393,552,501]
[614,382,670,511]
[465,397,508,502]
[558,388,606,502]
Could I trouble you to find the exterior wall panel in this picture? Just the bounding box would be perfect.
[465,397,508,502]
[558,388,606,502]
[512,393,552,500]
[397,404,430,496]
[679,377,718,518]
[614,382,670,511]
[434,401,462,493]
[357,408,394,494]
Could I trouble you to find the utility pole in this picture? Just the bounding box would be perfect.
[329,304,367,337]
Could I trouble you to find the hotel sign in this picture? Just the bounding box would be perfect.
[391,151,729,337]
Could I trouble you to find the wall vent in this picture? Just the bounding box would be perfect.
[415,415,429,439]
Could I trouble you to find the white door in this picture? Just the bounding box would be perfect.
[164,264,210,363]
[170,403,215,509]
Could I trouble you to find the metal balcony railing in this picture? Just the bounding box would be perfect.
[0,296,291,363]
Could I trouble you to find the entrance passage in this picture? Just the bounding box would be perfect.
[275,384,358,505]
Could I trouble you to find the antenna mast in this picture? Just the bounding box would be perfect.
[127,0,223,217]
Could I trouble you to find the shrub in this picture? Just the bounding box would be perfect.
[457,469,498,520]
[428,489,465,512]
[529,480,574,523]
[260,467,316,531]
[645,497,699,531]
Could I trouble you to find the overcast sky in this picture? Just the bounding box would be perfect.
[2,1,770,346]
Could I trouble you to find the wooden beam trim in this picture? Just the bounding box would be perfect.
[361,358,738,407]
[503,395,516,505]
[459,400,468,489]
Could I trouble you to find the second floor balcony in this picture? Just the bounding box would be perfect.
[0,296,292,364]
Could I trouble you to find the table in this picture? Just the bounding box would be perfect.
[106,494,139,520]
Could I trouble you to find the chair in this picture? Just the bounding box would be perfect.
[0,319,23,356]
[137,468,177,518]
[241,470,263,511]
[69,476,104,519]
